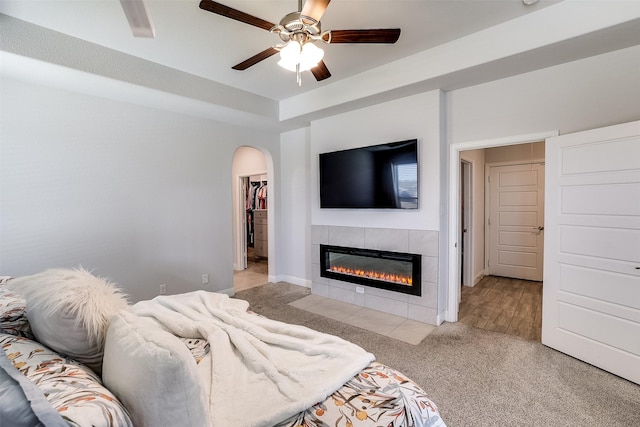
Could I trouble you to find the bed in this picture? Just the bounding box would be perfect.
[0,269,446,427]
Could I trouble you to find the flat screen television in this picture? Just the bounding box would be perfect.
[319,139,418,209]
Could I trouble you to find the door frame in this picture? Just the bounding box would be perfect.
[239,176,248,271]
[446,130,558,322]
[460,160,473,288]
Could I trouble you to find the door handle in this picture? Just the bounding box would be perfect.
[531,226,544,235]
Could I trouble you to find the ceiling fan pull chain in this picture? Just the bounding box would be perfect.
[296,63,302,86]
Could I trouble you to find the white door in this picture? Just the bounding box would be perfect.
[542,120,640,385]
[488,163,545,281]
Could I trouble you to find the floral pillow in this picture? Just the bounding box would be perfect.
[0,333,133,427]
[0,282,34,339]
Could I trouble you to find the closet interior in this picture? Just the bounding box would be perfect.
[244,174,268,260]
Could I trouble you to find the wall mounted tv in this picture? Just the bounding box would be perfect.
[319,139,418,209]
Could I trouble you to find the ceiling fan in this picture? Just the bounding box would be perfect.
[199,0,401,85]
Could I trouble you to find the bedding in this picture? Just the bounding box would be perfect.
[118,290,377,427]
[0,281,34,339]
[277,362,444,427]
[2,269,446,427]
[189,345,444,427]
[0,340,68,427]
[0,333,133,427]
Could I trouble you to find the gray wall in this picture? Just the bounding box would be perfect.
[0,77,280,302]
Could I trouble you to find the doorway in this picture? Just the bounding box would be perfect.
[457,144,544,341]
[236,174,269,291]
[231,147,271,292]
[447,131,557,323]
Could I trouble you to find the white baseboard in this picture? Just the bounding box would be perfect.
[272,275,311,288]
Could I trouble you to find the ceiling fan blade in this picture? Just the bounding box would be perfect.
[310,60,331,81]
[327,29,401,44]
[120,0,155,38]
[232,47,280,70]
[301,0,331,23]
[199,0,275,31]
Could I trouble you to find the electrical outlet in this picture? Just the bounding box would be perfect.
[356,286,365,294]
[201,274,209,284]
[159,284,167,295]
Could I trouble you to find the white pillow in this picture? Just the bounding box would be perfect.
[102,310,209,427]
[10,267,129,374]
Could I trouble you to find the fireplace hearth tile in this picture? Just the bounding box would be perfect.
[364,293,408,318]
[303,298,359,322]
[365,228,409,252]
[329,285,365,307]
[312,263,328,285]
[289,294,326,310]
[311,225,328,245]
[409,230,439,257]
[364,285,409,303]
[388,319,435,345]
[311,282,329,298]
[288,295,435,345]
[422,256,439,283]
[328,226,365,248]
[343,307,406,335]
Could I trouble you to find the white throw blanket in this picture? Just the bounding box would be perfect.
[132,291,375,427]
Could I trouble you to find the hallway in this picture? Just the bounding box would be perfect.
[458,275,542,341]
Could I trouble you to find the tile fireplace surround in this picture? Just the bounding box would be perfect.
[311,226,439,325]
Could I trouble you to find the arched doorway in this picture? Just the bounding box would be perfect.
[231,146,272,292]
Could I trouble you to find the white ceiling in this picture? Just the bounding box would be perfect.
[0,0,564,101]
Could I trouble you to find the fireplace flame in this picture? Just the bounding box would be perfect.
[329,266,413,286]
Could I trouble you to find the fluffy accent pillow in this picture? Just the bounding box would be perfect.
[102,310,209,427]
[10,267,129,374]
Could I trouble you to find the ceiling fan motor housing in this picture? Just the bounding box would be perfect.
[274,11,323,44]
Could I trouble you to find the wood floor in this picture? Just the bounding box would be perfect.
[458,275,542,341]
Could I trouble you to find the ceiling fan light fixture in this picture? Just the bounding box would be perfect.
[300,42,324,71]
[277,41,324,72]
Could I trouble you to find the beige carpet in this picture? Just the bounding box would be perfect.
[235,282,640,427]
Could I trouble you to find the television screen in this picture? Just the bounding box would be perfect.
[319,139,418,209]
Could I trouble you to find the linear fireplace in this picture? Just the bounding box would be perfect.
[320,245,422,296]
